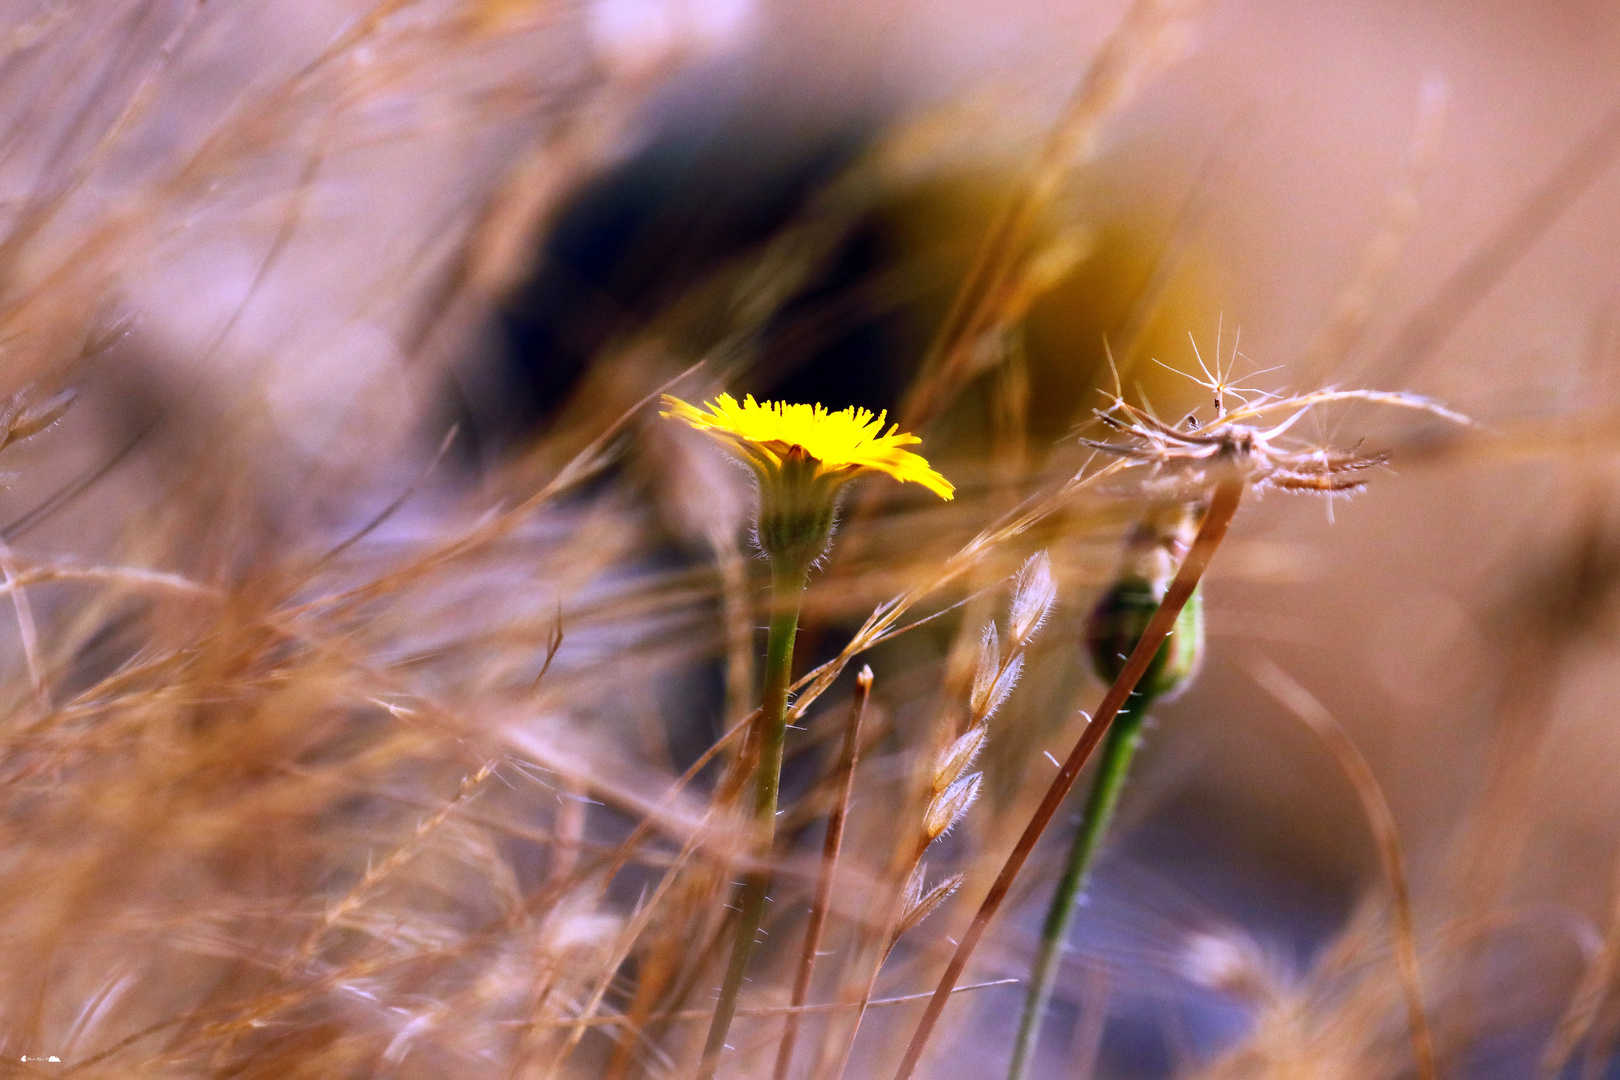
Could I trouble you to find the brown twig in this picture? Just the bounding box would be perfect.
[529,977,1019,1030]
[891,476,1244,1080]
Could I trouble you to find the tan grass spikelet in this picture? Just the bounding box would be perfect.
[933,725,988,795]
[968,623,1001,717]
[0,388,75,453]
[895,868,967,941]
[923,771,983,842]
[976,652,1026,725]
[1007,550,1057,648]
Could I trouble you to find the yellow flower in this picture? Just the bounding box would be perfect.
[660,393,955,500]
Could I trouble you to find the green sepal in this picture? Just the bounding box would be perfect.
[1083,576,1204,700]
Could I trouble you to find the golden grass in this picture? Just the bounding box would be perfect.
[0,3,1616,1079]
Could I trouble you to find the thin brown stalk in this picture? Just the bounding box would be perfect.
[891,476,1244,1080]
[0,537,50,708]
[775,666,873,1080]
[318,425,460,567]
[283,760,498,976]
[596,706,757,893]
[532,978,1019,1030]
[1245,654,1437,1080]
[1538,849,1620,1079]
[540,793,746,1080]
[829,853,927,1080]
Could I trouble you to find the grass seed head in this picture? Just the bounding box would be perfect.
[924,771,983,841]
[1008,550,1058,647]
[933,725,988,794]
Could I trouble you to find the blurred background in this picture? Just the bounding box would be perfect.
[2,0,1619,1077]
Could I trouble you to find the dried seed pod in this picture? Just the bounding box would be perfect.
[923,771,982,841]
[933,726,987,794]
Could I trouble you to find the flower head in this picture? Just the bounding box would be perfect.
[660,394,955,500]
[662,392,953,570]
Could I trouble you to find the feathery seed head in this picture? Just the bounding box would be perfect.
[1082,346,1466,498]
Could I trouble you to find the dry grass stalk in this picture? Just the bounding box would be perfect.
[900,0,1201,431]
[774,666,873,1080]
[1245,655,1436,1080]
[819,556,1053,1080]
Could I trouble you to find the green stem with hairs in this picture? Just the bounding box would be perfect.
[697,563,807,1080]
[1007,688,1153,1080]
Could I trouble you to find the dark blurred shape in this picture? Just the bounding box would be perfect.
[462,120,937,457]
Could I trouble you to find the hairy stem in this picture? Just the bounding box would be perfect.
[698,564,807,1080]
[1007,690,1151,1080]
[891,476,1244,1080]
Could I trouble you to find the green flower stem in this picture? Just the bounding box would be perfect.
[1007,688,1153,1080]
[697,563,808,1080]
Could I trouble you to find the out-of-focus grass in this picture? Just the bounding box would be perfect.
[0,2,1617,1079]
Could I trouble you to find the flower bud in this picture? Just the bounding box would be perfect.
[1083,576,1203,701]
[1085,504,1204,701]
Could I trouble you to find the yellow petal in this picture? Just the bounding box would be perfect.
[660,394,954,500]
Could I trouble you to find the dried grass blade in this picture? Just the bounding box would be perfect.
[901,0,1199,428]
[1244,654,1436,1080]
[0,537,49,708]
[1538,851,1620,1079]
[774,667,872,1080]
